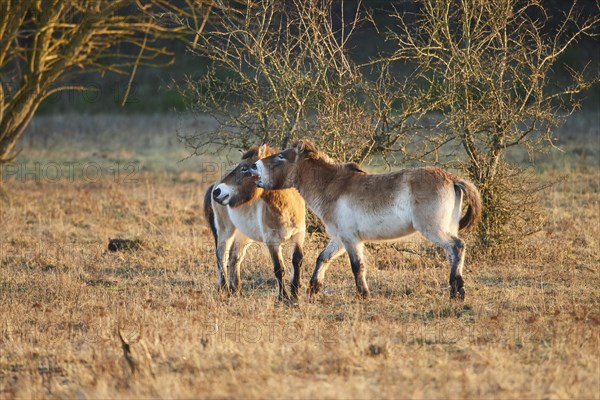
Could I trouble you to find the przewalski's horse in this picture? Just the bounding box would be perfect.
[203,145,306,301]
[249,140,482,300]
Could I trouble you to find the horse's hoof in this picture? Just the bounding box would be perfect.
[290,287,302,303]
[282,297,300,308]
[277,292,291,302]
[290,287,300,302]
[306,287,317,303]
[309,280,321,295]
[450,286,465,300]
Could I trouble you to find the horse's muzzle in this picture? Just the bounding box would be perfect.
[212,186,230,204]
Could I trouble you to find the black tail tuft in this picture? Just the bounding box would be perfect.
[204,184,218,246]
[454,179,482,231]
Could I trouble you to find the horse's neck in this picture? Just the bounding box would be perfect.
[298,187,327,221]
[226,180,268,208]
[297,160,343,220]
[261,188,289,211]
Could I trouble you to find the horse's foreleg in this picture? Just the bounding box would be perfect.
[290,242,304,301]
[345,242,370,299]
[309,239,345,298]
[227,237,249,295]
[268,245,289,301]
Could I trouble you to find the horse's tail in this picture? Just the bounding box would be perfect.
[204,183,218,245]
[454,178,482,231]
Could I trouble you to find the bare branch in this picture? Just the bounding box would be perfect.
[0,0,213,163]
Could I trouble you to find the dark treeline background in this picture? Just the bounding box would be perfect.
[37,0,599,114]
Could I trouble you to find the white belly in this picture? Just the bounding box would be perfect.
[332,196,415,241]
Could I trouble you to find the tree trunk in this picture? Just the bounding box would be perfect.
[0,94,41,164]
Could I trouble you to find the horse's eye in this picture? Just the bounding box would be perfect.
[241,166,249,173]
[277,153,285,161]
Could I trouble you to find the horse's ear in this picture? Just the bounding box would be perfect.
[241,146,259,160]
[295,139,319,158]
[257,144,268,158]
[294,140,306,154]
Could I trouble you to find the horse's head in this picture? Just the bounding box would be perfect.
[212,144,276,207]
[250,139,321,190]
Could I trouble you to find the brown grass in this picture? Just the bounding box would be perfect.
[0,114,598,399]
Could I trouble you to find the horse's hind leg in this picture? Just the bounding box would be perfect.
[309,238,345,298]
[216,234,235,292]
[421,230,466,300]
[447,237,466,299]
[344,242,370,299]
[268,244,289,301]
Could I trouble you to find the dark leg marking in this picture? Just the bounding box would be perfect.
[271,250,289,301]
[348,250,370,299]
[449,237,465,300]
[291,245,303,300]
[308,240,345,300]
[309,250,329,296]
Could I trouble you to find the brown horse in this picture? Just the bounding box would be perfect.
[249,139,482,300]
[204,145,306,300]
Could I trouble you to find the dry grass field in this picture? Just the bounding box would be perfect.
[0,114,598,399]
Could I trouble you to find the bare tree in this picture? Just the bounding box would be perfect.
[387,0,599,246]
[180,0,431,164]
[0,0,212,165]
[183,0,598,247]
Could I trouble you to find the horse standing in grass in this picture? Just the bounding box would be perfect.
[249,140,482,300]
[203,145,306,301]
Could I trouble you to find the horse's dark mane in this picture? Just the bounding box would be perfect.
[296,140,334,163]
[297,139,365,173]
[341,162,366,174]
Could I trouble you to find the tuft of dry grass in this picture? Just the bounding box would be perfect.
[0,114,598,398]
